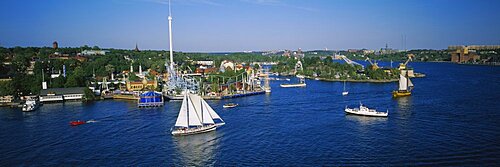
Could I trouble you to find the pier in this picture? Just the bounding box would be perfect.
[202,91,265,100]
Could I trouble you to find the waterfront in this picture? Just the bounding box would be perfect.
[0,62,499,166]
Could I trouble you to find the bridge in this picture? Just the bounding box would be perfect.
[339,56,364,68]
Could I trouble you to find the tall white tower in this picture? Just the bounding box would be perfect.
[168,0,174,70]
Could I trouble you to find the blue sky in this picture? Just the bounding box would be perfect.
[1,0,499,52]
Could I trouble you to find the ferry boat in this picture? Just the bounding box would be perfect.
[344,103,388,117]
[22,97,40,112]
[223,103,238,108]
[392,72,414,98]
[172,92,225,136]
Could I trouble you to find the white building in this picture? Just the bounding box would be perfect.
[39,87,86,103]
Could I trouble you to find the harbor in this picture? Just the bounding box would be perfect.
[0,62,498,165]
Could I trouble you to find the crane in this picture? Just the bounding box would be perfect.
[365,57,379,70]
[398,54,415,70]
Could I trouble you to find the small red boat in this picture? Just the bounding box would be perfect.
[70,120,86,126]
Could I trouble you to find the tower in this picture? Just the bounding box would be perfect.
[168,0,174,70]
[139,64,142,74]
[53,41,58,49]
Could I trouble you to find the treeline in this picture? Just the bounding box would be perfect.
[271,56,400,80]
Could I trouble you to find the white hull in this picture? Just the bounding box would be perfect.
[344,105,388,117]
[280,83,306,88]
[165,95,184,100]
[223,104,238,108]
[342,91,349,96]
[172,125,217,136]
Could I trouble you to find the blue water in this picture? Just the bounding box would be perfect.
[1,62,499,166]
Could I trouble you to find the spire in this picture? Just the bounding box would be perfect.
[135,43,140,52]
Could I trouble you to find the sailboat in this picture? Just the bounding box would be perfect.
[172,92,225,136]
[392,71,414,97]
[342,80,349,96]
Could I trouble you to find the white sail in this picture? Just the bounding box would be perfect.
[202,100,223,122]
[174,93,189,127]
[187,94,203,127]
[399,74,407,91]
[408,78,414,87]
[201,101,215,124]
[189,94,214,124]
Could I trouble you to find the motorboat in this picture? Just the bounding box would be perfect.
[22,97,40,112]
[70,120,86,126]
[223,103,238,108]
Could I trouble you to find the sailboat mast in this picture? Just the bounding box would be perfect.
[406,71,409,91]
[186,94,189,127]
[200,98,203,124]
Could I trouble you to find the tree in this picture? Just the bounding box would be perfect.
[51,76,66,88]
[0,81,15,96]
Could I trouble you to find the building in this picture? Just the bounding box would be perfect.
[134,43,140,52]
[39,87,86,102]
[137,91,163,107]
[220,60,235,72]
[448,45,500,51]
[450,46,480,63]
[27,61,36,75]
[125,78,158,91]
[53,41,58,49]
[282,50,291,57]
[81,50,108,56]
[0,96,14,103]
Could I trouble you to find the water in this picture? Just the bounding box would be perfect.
[1,62,499,166]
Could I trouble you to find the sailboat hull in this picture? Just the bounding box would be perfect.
[172,125,217,136]
[392,90,411,98]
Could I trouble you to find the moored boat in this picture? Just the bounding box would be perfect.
[342,80,349,96]
[22,97,40,112]
[344,103,388,117]
[172,92,225,136]
[280,77,306,88]
[223,103,238,108]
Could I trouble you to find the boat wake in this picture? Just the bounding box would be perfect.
[86,120,99,123]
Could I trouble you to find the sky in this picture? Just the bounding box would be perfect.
[1,0,499,52]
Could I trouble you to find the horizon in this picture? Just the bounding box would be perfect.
[1,0,500,52]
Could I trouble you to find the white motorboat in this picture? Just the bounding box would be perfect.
[22,97,39,112]
[344,103,388,117]
[223,103,238,108]
[172,92,225,136]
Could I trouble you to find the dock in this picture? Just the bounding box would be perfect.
[202,91,265,100]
